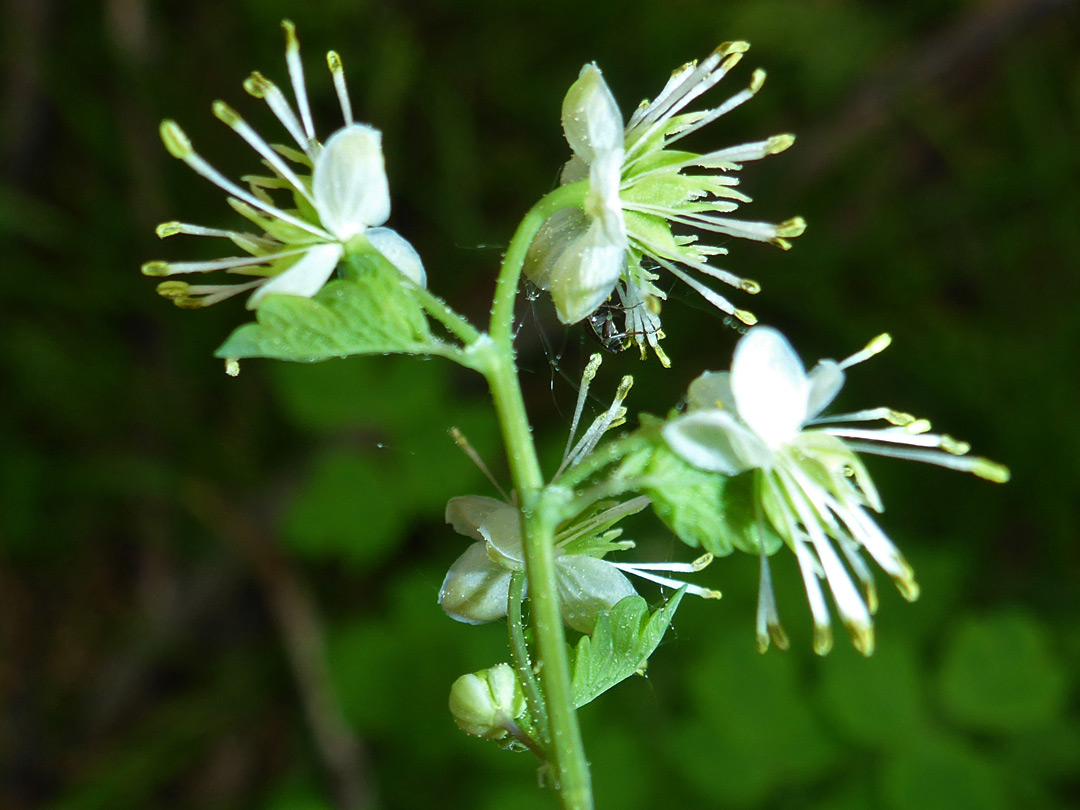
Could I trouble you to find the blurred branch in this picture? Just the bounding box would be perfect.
[795,0,1078,185]
[186,482,378,810]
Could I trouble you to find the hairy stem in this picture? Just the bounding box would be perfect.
[508,572,548,747]
[483,180,592,810]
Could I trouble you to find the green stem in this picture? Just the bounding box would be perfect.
[508,572,548,746]
[489,181,587,345]
[482,180,592,810]
[410,283,484,347]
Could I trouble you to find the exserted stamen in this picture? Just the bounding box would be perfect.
[281,20,316,146]
[564,374,634,469]
[242,72,311,158]
[839,333,892,369]
[158,121,332,241]
[326,51,354,125]
[211,101,316,206]
[558,353,604,476]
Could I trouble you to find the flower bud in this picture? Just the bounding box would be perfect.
[448,663,526,739]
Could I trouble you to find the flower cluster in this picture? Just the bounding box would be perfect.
[525,43,805,366]
[439,494,719,634]
[662,327,1009,655]
[143,21,423,309]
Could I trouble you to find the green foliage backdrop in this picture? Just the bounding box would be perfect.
[1,1,1077,808]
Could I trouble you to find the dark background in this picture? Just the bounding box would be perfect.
[2,1,1077,808]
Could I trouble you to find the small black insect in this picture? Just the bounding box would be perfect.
[585,298,633,354]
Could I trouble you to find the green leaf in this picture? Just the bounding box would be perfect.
[571,589,684,708]
[617,423,782,557]
[215,264,433,362]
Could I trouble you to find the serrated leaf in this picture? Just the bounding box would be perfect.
[571,589,684,708]
[617,427,782,557]
[215,262,433,362]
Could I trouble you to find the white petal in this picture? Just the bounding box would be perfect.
[439,542,513,625]
[555,556,637,635]
[366,226,426,287]
[732,327,810,448]
[586,147,626,244]
[549,217,626,324]
[560,154,589,185]
[524,208,588,291]
[477,502,525,571]
[562,64,624,163]
[662,410,771,474]
[806,360,845,418]
[445,495,506,542]
[247,242,343,308]
[314,124,391,240]
[687,371,736,412]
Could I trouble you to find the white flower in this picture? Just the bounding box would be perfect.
[439,495,720,634]
[526,43,805,364]
[662,327,1009,655]
[143,20,423,309]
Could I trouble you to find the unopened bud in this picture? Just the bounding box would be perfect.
[448,664,526,739]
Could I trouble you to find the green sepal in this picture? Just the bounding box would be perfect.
[215,261,434,362]
[571,589,684,708]
[616,415,783,557]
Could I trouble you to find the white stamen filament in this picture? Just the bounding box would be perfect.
[565,376,633,469]
[180,152,332,241]
[156,246,312,275]
[326,51,354,125]
[839,333,892,369]
[215,105,316,206]
[611,562,722,599]
[282,20,316,145]
[822,426,969,453]
[807,407,916,427]
[655,259,747,320]
[625,46,746,160]
[559,353,603,475]
[244,73,312,158]
[632,234,749,288]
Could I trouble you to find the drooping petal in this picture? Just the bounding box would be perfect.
[687,371,736,412]
[548,218,626,324]
[731,326,810,448]
[555,555,637,634]
[446,495,506,542]
[586,148,626,244]
[247,242,343,308]
[366,226,426,287]
[477,502,526,571]
[313,124,391,239]
[662,410,771,474]
[523,208,587,292]
[439,542,513,625]
[562,64,624,164]
[806,360,845,418]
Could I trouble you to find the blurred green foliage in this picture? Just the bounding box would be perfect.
[1,0,1077,808]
